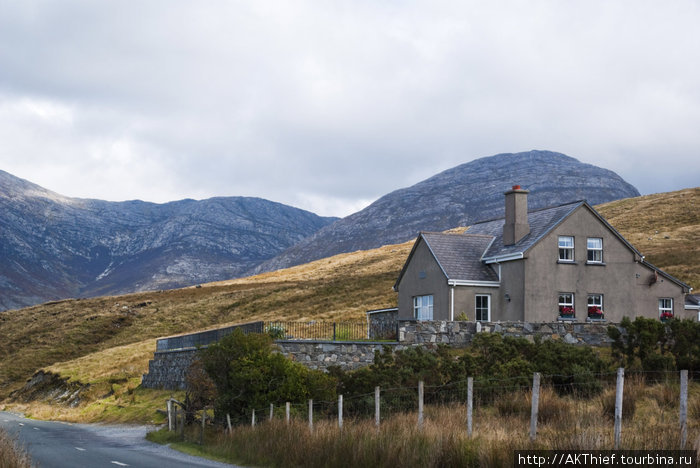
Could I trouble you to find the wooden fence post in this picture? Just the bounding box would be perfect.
[680,369,688,450]
[338,394,343,429]
[529,372,540,442]
[467,377,473,438]
[418,381,424,430]
[167,399,174,431]
[252,409,256,427]
[614,367,624,449]
[200,409,206,445]
[286,402,290,424]
[308,399,313,431]
[375,386,381,428]
[270,403,274,421]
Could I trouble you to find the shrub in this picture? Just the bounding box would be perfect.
[198,330,336,424]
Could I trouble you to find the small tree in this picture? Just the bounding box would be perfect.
[198,330,336,424]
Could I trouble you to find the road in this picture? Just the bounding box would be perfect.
[0,411,240,468]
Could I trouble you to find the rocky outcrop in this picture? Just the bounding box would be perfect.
[0,170,336,311]
[252,150,640,273]
[9,370,89,408]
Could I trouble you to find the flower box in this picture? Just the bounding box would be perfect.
[660,311,674,322]
[587,306,604,320]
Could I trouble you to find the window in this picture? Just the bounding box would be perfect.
[587,294,604,319]
[587,238,603,263]
[475,294,490,322]
[558,236,574,261]
[659,298,673,321]
[558,293,575,317]
[413,295,433,320]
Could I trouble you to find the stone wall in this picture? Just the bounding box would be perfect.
[398,320,617,347]
[142,320,618,390]
[276,340,404,371]
[367,308,398,340]
[141,348,198,390]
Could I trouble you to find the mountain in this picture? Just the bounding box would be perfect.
[252,150,641,274]
[0,170,336,311]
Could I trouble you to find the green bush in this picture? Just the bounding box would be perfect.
[198,330,336,424]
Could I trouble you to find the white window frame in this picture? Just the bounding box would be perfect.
[587,237,603,263]
[558,236,574,261]
[413,295,433,321]
[558,292,575,317]
[587,294,604,318]
[659,298,673,320]
[475,294,490,322]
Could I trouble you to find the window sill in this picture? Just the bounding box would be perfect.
[557,316,576,322]
[557,260,577,265]
[586,317,607,322]
[585,261,606,266]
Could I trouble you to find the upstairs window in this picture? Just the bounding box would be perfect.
[558,293,575,318]
[587,294,604,319]
[659,298,673,321]
[413,295,433,321]
[558,236,574,261]
[475,294,490,322]
[587,238,603,263]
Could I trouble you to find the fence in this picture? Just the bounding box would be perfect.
[166,369,700,453]
[265,321,377,341]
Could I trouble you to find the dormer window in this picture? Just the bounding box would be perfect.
[558,236,574,261]
[587,237,603,263]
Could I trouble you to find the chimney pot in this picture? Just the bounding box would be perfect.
[512,185,521,190]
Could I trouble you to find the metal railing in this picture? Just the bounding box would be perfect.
[265,321,370,341]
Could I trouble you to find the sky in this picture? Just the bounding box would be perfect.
[1,1,699,217]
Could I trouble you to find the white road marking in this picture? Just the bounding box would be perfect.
[18,423,24,426]
[75,447,86,452]
[33,427,39,430]
[111,462,129,466]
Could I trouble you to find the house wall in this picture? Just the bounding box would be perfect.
[397,239,450,320]
[521,206,687,322]
[452,285,502,321]
[498,260,525,321]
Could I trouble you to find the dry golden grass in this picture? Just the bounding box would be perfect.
[171,381,700,467]
[0,428,33,468]
[596,187,700,290]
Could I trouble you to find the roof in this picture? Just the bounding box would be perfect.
[685,294,700,309]
[394,232,498,290]
[467,200,584,261]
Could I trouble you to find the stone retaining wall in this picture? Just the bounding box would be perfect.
[142,320,618,389]
[398,320,617,347]
[276,340,404,371]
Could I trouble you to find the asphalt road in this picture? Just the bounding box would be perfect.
[0,411,240,468]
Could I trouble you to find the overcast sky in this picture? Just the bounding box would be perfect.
[1,1,698,217]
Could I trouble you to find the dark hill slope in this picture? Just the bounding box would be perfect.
[252,150,640,273]
[0,170,336,311]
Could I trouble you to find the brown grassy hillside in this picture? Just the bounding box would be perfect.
[596,187,699,290]
[0,187,697,409]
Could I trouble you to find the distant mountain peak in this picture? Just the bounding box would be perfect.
[251,150,640,274]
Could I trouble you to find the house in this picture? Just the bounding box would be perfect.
[394,186,693,323]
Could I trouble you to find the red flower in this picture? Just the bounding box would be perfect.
[560,306,575,316]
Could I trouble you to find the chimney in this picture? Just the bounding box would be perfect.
[503,185,530,245]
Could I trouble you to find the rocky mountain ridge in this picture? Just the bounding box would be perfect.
[0,170,336,311]
[252,150,641,274]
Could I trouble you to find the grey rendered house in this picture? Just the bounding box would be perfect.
[394,186,693,323]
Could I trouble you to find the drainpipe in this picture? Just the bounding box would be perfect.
[450,285,455,321]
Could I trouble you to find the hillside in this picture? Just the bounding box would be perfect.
[253,150,640,274]
[1,187,697,421]
[0,170,336,311]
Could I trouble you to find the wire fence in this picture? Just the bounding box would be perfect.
[167,368,700,450]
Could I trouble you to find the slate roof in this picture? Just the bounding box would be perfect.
[685,294,700,308]
[467,200,583,260]
[420,232,499,282]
